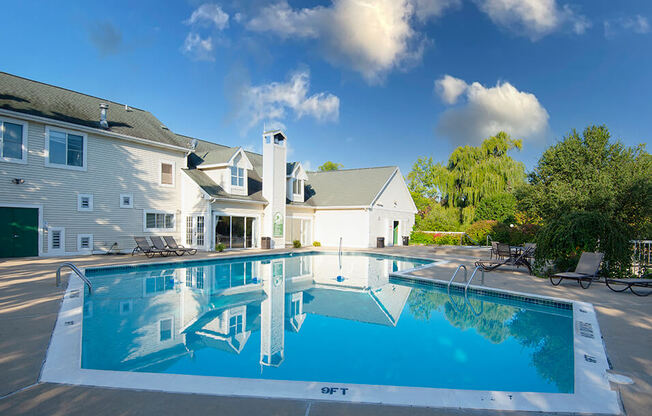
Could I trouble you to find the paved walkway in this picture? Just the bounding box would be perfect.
[0,247,650,415]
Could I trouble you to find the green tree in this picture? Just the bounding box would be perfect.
[475,193,517,222]
[408,132,526,224]
[518,125,651,277]
[318,161,343,171]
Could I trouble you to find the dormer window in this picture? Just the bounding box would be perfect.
[230,166,244,187]
[293,179,303,195]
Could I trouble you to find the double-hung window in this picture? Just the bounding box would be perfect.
[46,127,85,170]
[0,118,27,163]
[230,166,244,187]
[144,210,175,232]
[160,161,174,186]
[293,179,303,195]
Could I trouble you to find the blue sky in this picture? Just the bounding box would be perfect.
[1,0,650,173]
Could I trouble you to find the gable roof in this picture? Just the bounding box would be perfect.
[182,169,267,203]
[0,72,190,149]
[303,166,398,207]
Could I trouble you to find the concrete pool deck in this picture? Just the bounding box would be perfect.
[0,246,650,415]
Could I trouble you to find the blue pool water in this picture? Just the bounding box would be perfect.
[81,252,574,393]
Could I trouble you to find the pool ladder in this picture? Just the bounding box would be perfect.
[447,264,484,315]
[56,262,93,295]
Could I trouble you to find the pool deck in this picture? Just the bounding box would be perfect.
[0,246,650,416]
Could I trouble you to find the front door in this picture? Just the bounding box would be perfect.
[0,207,38,258]
[393,221,399,246]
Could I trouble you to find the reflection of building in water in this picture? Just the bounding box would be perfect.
[260,260,285,367]
[82,255,412,372]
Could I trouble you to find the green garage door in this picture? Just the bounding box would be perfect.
[0,207,39,258]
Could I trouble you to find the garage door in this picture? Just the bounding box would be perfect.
[0,207,39,258]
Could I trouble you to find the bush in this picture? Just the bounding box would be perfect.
[464,220,497,245]
[534,211,632,278]
[313,241,321,247]
[432,234,460,245]
[216,243,225,252]
[415,202,461,231]
[475,193,517,223]
[410,231,434,245]
[293,240,301,248]
[508,223,540,246]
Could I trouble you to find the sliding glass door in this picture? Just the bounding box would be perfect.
[215,215,258,249]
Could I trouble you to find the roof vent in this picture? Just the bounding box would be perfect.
[124,104,131,112]
[160,125,169,130]
[99,103,109,129]
[190,138,198,150]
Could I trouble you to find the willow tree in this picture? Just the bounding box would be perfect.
[408,132,526,224]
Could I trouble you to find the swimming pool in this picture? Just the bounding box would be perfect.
[42,251,620,413]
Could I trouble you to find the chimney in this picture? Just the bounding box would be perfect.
[99,103,109,129]
[262,130,287,248]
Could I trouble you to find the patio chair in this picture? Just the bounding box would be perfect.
[605,273,652,297]
[163,235,197,256]
[475,244,535,274]
[149,236,175,257]
[496,242,512,260]
[549,252,604,289]
[132,237,168,258]
[489,241,498,259]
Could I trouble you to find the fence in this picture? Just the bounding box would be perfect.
[632,240,651,276]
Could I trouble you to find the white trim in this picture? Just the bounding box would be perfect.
[77,194,94,212]
[48,227,65,255]
[0,203,43,256]
[44,125,88,171]
[228,147,254,170]
[159,160,175,187]
[0,115,28,164]
[77,234,93,252]
[369,167,399,208]
[120,193,134,208]
[143,209,176,233]
[210,197,267,205]
[0,108,189,153]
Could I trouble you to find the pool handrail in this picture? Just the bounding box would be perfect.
[464,266,484,296]
[56,262,93,295]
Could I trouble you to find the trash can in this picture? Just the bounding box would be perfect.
[376,237,385,248]
[403,236,409,246]
[261,237,271,249]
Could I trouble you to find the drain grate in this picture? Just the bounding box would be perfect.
[576,321,594,339]
[584,354,597,363]
[64,320,74,326]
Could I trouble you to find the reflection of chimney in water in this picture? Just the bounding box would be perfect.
[99,103,109,129]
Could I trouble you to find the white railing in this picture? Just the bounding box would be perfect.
[632,240,651,276]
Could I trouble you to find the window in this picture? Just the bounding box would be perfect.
[77,194,93,211]
[293,179,303,195]
[230,166,244,187]
[48,227,65,254]
[119,301,132,315]
[159,318,173,341]
[186,217,194,245]
[160,161,174,186]
[144,210,175,231]
[229,314,243,335]
[196,216,205,246]
[45,127,86,170]
[0,118,27,163]
[77,234,93,252]
[120,193,133,208]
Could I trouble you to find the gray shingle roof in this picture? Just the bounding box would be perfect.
[303,166,397,207]
[182,169,267,203]
[286,162,297,176]
[0,72,190,149]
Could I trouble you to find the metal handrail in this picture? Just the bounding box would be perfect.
[56,262,92,294]
[464,266,484,296]
[447,265,467,313]
[447,264,467,289]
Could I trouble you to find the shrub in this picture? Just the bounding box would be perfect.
[475,193,517,223]
[415,202,461,231]
[432,234,460,245]
[508,223,540,246]
[292,240,301,248]
[312,241,321,247]
[410,231,435,245]
[464,220,497,245]
[216,243,225,252]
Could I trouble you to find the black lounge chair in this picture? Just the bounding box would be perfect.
[149,236,176,257]
[163,236,197,256]
[549,252,603,289]
[475,243,534,274]
[605,273,652,296]
[132,236,168,258]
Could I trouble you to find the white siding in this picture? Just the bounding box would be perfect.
[0,118,186,254]
[313,209,370,248]
[368,170,416,246]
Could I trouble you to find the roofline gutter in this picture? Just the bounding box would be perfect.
[0,108,190,153]
[209,197,267,206]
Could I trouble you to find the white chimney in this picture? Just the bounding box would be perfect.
[262,130,287,248]
[99,103,109,129]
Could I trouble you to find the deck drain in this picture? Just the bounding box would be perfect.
[64,321,74,326]
[576,321,594,339]
[579,308,588,313]
[68,290,80,298]
[584,354,597,363]
[606,373,634,385]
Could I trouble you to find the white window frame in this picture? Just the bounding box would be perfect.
[119,300,133,315]
[230,165,245,188]
[143,209,175,232]
[48,227,65,255]
[120,193,134,208]
[77,234,93,252]
[77,194,93,212]
[159,318,174,342]
[159,160,175,187]
[44,126,87,171]
[0,116,28,164]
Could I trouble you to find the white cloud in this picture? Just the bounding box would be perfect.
[474,0,590,40]
[246,0,455,83]
[302,160,313,172]
[181,33,214,61]
[435,75,549,145]
[435,75,468,104]
[187,3,229,30]
[237,69,340,132]
[604,15,650,38]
